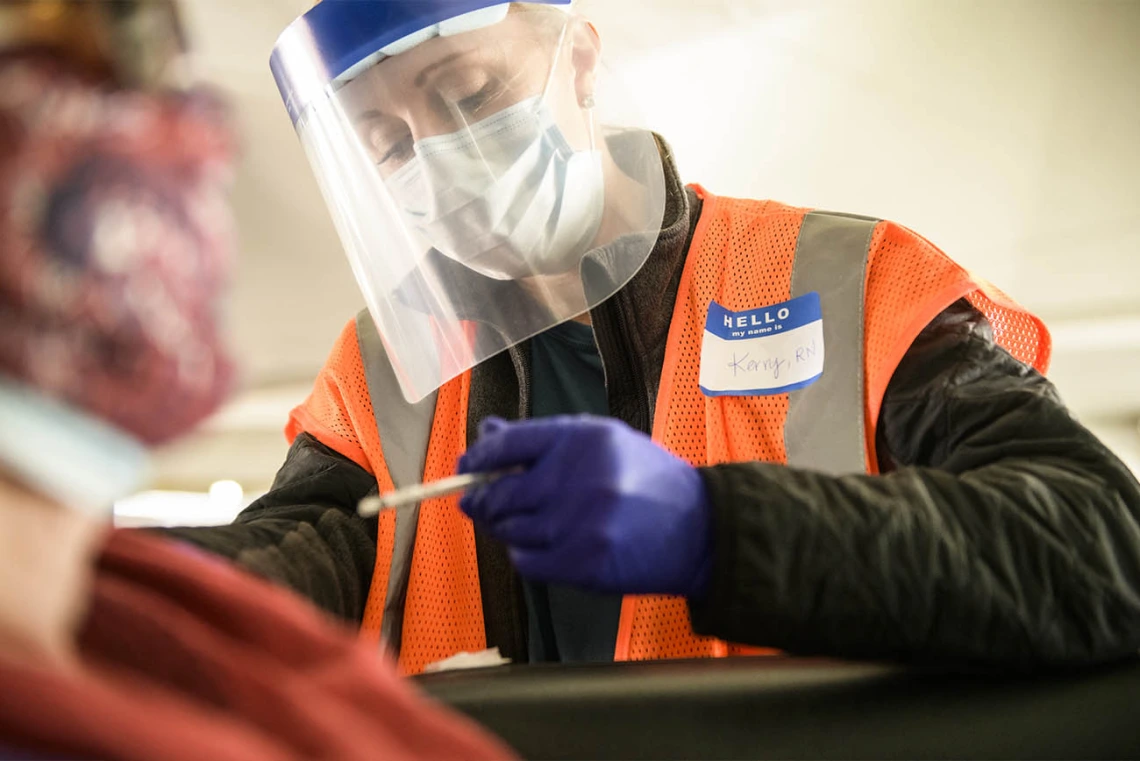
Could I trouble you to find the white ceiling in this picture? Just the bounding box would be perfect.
[155,0,1140,491]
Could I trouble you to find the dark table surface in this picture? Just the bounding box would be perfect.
[416,656,1140,760]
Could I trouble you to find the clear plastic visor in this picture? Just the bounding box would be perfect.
[295,5,665,401]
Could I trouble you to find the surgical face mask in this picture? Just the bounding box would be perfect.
[386,96,605,280]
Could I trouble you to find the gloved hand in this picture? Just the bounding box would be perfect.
[458,415,713,599]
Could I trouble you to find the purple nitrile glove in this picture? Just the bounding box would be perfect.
[458,415,713,599]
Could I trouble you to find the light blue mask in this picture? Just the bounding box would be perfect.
[0,378,149,519]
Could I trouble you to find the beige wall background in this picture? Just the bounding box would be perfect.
[129,0,1140,522]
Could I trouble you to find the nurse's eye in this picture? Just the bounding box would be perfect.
[377,134,415,169]
[364,119,415,173]
[456,81,505,115]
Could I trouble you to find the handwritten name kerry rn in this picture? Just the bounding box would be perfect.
[727,338,820,380]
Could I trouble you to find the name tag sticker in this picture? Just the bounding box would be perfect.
[699,292,825,397]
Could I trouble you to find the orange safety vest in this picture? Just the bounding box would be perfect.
[287,187,1051,675]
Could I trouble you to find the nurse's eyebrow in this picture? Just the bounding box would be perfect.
[354,109,385,123]
[413,51,470,88]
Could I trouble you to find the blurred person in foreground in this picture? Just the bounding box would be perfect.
[167,0,1140,675]
[0,2,513,758]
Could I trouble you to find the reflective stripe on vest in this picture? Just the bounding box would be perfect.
[614,202,883,661]
[355,310,438,659]
[786,211,878,476]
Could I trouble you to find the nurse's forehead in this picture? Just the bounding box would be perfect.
[342,11,556,87]
[341,35,487,99]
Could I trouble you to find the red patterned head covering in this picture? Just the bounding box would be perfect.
[0,53,237,445]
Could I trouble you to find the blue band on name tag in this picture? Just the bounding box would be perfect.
[699,292,825,398]
[704,292,822,339]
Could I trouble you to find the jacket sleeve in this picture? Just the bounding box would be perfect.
[158,433,379,624]
[689,299,1140,669]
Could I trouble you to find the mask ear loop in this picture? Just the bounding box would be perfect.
[586,98,596,152]
[539,16,571,102]
[539,14,596,152]
[450,12,576,175]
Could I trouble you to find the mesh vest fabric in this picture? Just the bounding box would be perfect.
[287,325,484,675]
[614,187,1049,661]
[289,186,1050,672]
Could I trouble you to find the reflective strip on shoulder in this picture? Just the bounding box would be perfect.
[355,310,438,656]
[785,212,879,476]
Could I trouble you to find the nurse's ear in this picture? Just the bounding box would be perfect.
[570,18,601,109]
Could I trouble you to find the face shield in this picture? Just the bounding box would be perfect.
[272,1,666,402]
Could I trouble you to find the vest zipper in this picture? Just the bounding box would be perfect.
[507,342,532,420]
